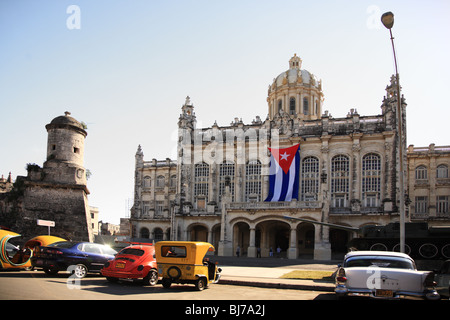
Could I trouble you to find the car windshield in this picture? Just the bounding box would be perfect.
[345,256,415,270]
[119,248,144,256]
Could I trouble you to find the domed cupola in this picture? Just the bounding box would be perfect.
[267,54,324,121]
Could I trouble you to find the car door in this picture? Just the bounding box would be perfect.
[80,243,109,271]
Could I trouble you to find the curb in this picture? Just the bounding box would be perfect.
[218,278,335,292]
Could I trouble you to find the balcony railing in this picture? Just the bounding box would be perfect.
[228,201,321,210]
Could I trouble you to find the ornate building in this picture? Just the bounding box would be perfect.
[130,55,449,260]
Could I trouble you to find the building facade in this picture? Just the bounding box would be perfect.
[130,55,449,260]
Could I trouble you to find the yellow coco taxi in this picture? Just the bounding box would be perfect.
[0,229,33,270]
[155,241,222,291]
[0,229,66,271]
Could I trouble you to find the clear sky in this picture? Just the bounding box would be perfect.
[1,0,449,224]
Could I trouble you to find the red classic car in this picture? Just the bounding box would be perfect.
[101,244,158,286]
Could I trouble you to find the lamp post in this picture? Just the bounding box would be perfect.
[381,11,406,253]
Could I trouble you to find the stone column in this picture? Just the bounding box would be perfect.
[287,227,298,259]
[247,227,257,257]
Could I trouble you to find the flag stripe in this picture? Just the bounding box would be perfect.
[265,145,300,202]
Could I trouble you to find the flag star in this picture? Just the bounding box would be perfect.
[280,152,290,161]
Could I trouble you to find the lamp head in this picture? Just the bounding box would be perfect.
[381,11,394,29]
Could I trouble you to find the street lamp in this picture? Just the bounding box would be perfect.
[381,11,406,253]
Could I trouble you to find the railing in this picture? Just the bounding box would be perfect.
[228,201,321,210]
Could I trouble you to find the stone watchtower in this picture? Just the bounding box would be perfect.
[44,111,88,186]
[9,112,94,241]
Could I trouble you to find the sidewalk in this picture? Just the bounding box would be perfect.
[214,256,338,292]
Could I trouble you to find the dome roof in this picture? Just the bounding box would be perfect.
[46,111,87,135]
[270,54,321,91]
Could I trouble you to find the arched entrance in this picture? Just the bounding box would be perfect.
[330,229,350,254]
[233,222,250,256]
[297,223,315,257]
[255,220,290,258]
[189,224,208,242]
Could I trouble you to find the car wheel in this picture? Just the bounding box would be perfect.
[143,270,158,286]
[195,278,206,291]
[72,264,88,278]
[167,266,181,280]
[162,278,172,289]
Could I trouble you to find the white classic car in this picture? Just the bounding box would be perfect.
[335,251,440,300]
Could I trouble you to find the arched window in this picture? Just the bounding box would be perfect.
[219,161,235,202]
[289,97,296,115]
[156,175,165,188]
[170,175,177,188]
[143,176,151,188]
[301,156,319,201]
[415,165,428,180]
[437,164,448,179]
[303,97,309,115]
[245,160,261,202]
[362,153,381,207]
[331,155,349,208]
[278,99,283,112]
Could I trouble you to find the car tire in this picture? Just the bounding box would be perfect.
[195,278,206,291]
[143,269,158,286]
[106,277,119,283]
[162,278,172,289]
[72,264,88,279]
[167,266,181,280]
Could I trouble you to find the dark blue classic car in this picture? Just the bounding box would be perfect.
[32,242,117,278]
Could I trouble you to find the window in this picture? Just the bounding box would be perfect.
[301,157,319,201]
[362,153,381,207]
[415,165,427,180]
[278,99,282,112]
[331,155,349,207]
[155,201,164,216]
[219,161,235,201]
[415,196,428,214]
[437,196,449,215]
[73,147,80,154]
[143,176,151,188]
[289,97,296,115]
[245,160,262,201]
[437,165,448,179]
[170,175,177,188]
[156,175,165,188]
[303,97,309,115]
[161,246,186,258]
[142,201,151,216]
[194,163,209,207]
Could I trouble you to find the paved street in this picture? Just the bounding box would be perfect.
[0,270,334,300]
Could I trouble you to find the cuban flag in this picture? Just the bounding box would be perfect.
[265,144,300,202]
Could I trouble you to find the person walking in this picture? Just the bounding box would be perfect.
[236,245,240,257]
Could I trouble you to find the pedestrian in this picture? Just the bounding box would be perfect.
[277,246,281,258]
[257,247,261,258]
[269,247,273,257]
[236,245,240,257]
